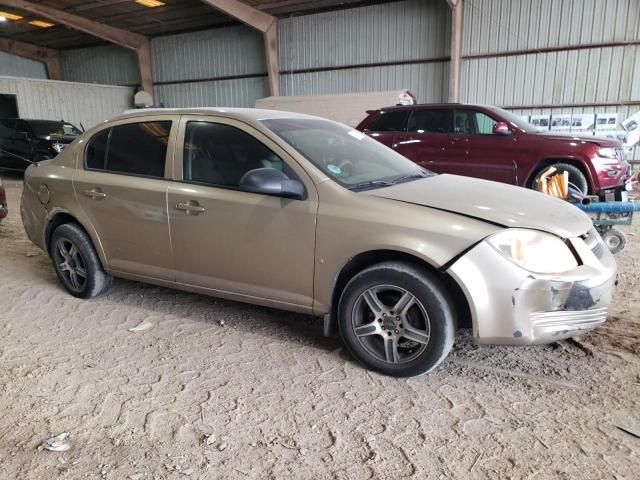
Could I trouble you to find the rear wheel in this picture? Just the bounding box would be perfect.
[338,261,456,377]
[531,162,589,194]
[50,223,111,299]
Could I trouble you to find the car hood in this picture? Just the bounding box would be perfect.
[365,174,593,238]
[537,131,621,147]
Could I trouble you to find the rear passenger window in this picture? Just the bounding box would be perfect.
[368,111,409,132]
[86,129,109,170]
[85,121,171,178]
[407,109,452,133]
[183,122,291,188]
[107,122,171,177]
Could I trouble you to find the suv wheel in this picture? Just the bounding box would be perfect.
[50,223,112,299]
[532,162,589,194]
[338,261,456,377]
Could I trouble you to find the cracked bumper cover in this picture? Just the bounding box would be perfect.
[446,233,617,345]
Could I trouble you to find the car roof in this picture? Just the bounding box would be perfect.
[113,107,321,123]
[372,103,492,112]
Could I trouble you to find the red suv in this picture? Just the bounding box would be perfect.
[357,104,629,195]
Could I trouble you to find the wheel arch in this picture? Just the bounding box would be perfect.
[525,158,594,192]
[325,249,471,336]
[44,210,107,269]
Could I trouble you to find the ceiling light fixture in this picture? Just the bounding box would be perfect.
[0,17,6,23]
[29,20,55,28]
[0,11,23,21]
[135,0,166,7]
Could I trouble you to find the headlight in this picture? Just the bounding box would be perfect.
[487,229,578,274]
[51,142,64,153]
[596,147,618,159]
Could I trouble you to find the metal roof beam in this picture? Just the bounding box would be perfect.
[199,0,279,95]
[0,0,154,97]
[0,36,61,80]
[199,0,275,32]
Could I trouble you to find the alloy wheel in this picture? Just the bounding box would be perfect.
[351,285,431,364]
[53,238,88,293]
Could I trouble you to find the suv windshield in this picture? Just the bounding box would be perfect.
[30,121,81,138]
[262,118,432,190]
[485,106,537,133]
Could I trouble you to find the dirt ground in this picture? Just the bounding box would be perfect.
[0,173,638,480]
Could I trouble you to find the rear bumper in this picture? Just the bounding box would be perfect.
[447,230,617,345]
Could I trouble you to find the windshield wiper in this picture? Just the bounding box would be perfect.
[390,173,430,184]
[347,179,395,191]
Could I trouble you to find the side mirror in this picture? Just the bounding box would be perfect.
[492,122,512,136]
[239,168,305,200]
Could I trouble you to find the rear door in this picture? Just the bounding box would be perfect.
[363,110,410,148]
[73,116,178,280]
[392,108,453,171]
[167,115,318,308]
[448,108,518,184]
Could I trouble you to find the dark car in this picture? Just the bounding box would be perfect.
[357,104,630,195]
[0,177,7,223]
[0,118,82,172]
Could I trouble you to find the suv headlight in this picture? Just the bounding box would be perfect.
[487,229,578,274]
[596,147,618,160]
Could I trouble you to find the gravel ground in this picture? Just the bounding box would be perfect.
[0,173,639,480]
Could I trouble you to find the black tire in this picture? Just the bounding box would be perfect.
[531,162,589,194]
[602,228,626,254]
[50,223,112,299]
[337,261,456,377]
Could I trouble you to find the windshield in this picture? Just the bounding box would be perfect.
[261,118,433,190]
[485,106,537,133]
[30,121,82,138]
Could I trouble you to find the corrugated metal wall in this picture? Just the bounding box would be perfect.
[152,25,267,107]
[279,0,450,102]
[461,0,640,159]
[0,76,133,129]
[56,0,449,106]
[60,45,140,86]
[0,52,47,79]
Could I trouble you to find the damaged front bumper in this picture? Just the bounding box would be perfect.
[447,229,617,345]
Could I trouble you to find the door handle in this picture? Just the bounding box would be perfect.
[82,188,107,200]
[176,201,206,215]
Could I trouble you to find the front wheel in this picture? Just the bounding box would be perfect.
[531,162,589,194]
[338,261,456,377]
[50,223,112,299]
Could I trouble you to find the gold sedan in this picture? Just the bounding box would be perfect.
[21,108,616,377]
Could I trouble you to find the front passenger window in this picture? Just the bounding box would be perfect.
[183,122,289,188]
[453,110,497,135]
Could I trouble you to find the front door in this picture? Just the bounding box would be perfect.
[168,116,318,309]
[73,117,178,280]
[448,109,519,184]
